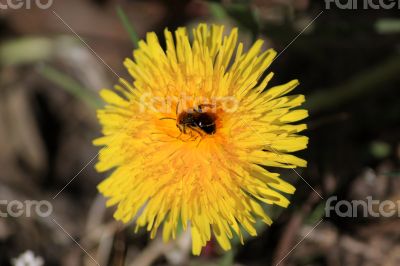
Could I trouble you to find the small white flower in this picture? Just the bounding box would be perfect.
[11,251,44,266]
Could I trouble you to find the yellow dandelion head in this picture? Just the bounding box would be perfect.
[95,23,308,255]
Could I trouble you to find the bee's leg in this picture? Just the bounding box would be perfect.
[188,126,204,138]
[185,126,203,146]
[178,125,192,142]
[159,117,176,121]
[183,129,192,141]
[176,101,180,116]
[175,131,183,140]
[180,136,191,142]
[179,129,192,142]
[196,136,204,147]
[189,128,199,141]
[188,130,199,142]
[181,134,193,142]
[175,125,187,140]
[149,132,180,142]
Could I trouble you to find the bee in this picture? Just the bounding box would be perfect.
[177,104,216,136]
[160,104,216,138]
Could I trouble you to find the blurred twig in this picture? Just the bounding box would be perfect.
[272,189,322,266]
[306,56,400,113]
[128,231,191,266]
[129,237,174,266]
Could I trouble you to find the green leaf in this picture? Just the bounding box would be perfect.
[225,4,260,37]
[38,64,102,110]
[116,6,140,47]
[218,250,234,266]
[375,19,400,34]
[209,2,228,20]
[0,37,53,66]
[370,141,391,159]
[305,202,326,224]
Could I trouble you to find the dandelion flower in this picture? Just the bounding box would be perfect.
[95,24,308,255]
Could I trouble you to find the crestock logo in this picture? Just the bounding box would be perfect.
[325,0,400,9]
[325,196,400,218]
[0,0,53,10]
[0,200,53,218]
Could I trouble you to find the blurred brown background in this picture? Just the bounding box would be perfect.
[0,0,400,265]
